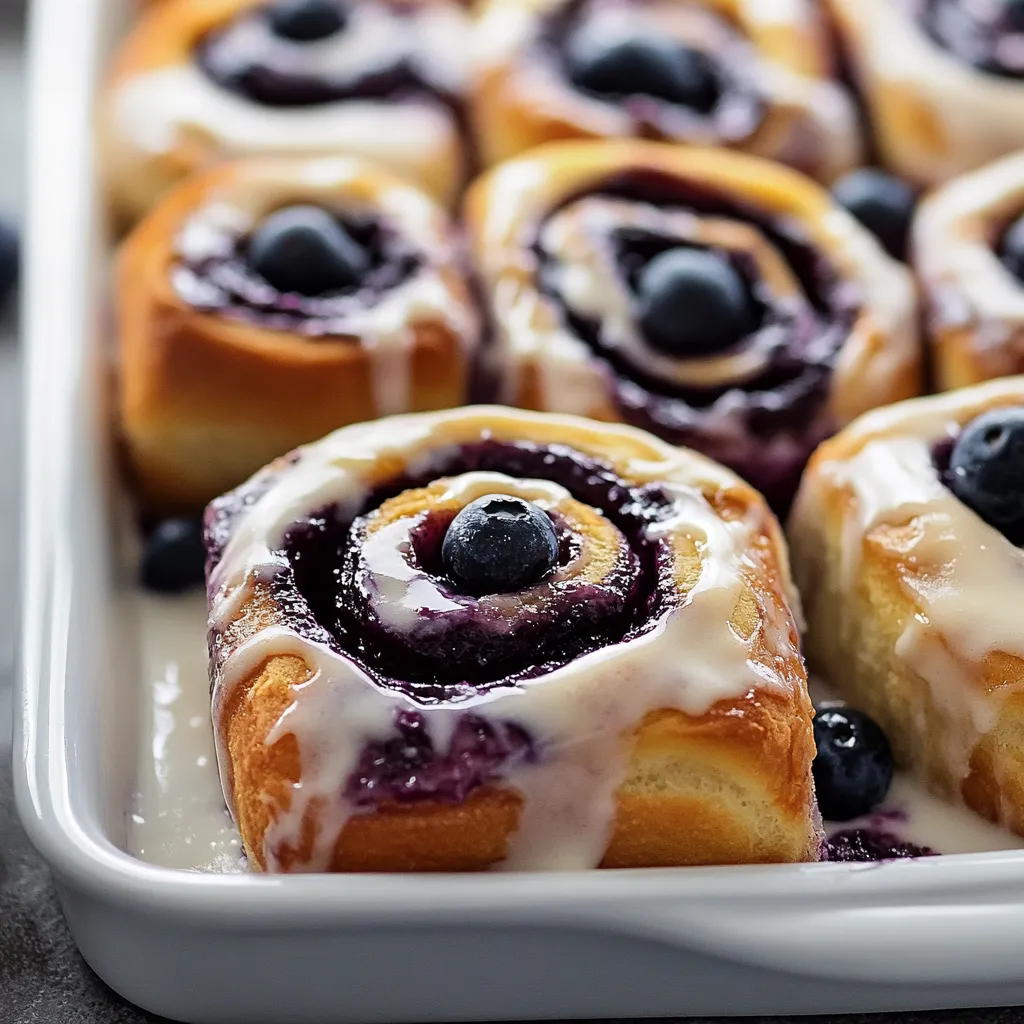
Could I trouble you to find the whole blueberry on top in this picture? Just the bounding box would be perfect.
[141,517,207,594]
[813,706,894,822]
[267,0,347,41]
[831,169,917,260]
[947,407,1024,545]
[441,495,559,596]
[1000,214,1024,281]
[636,247,757,357]
[568,36,720,113]
[247,205,370,297]
[0,218,17,308]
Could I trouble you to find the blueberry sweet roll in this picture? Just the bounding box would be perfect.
[101,0,469,224]
[789,379,1024,834]
[913,152,1024,391]
[205,406,818,872]
[468,141,922,512]
[118,155,479,510]
[471,0,861,181]
[828,0,1024,186]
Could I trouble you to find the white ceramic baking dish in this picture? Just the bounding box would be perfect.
[17,0,1024,1020]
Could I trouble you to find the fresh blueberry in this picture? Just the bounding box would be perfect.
[441,495,559,596]
[813,706,894,822]
[267,0,347,41]
[247,205,369,297]
[568,36,720,113]
[832,169,917,260]
[1000,214,1024,281]
[947,408,1024,544]
[0,218,18,307]
[141,517,207,594]
[636,247,757,356]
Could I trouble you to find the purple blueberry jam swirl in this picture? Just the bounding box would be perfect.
[823,829,936,862]
[172,205,420,331]
[195,0,463,110]
[205,440,680,804]
[544,0,764,142]
[917,0,1024,78]
[535,169,858,512]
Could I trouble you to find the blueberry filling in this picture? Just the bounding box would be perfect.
[347,710,533,805]
[813,706,894,822]
[939,407,1024,545]
[918,0,1024,78]
[832,169,918,262]
[442,495,560,596]
[172,205,419,329]
[823,829,936,862]
[536,169,858,512]
[195,0,460,110]
[546,0,763,141]
[1000,213,1024,282]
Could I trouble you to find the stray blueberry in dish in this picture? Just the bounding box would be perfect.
[945,408,1024,546]
[813,706,894,822]
[567,36,721,113]
[141,517,207,593]
[823,828,935,862]
[636,247,758,357]
[0,218,17,307]
[246,205,370,297]
[441,494,560,597]
[267,0,348,42]
[832,169,917,260]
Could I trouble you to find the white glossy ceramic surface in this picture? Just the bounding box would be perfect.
[16,0,1024,1020]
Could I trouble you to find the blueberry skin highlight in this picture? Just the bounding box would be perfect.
[441,495,559,596]
[948,408,1024,546]
[812,706,894,822]
[247,205,369,297]
[141,517,207,594]
[636,247,757,357]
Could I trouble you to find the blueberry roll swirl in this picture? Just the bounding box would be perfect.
[471,0,861,182]
[468,141,921,512]
[118,155,479,510]
[913,152,1024,391]
[828,0,1024,186]
[205,405,817,872]
[790,379,1024,836]
[101,0,469,223]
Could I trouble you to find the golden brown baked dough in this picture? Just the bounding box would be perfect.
[913,152,1024,391]
[827,0,1024,186]
[789,378,1024,834]
[118,155,479,511]
[466,139,922,511]
[100,0,469,224]
[207,405,819,872]
[471,0,861,181]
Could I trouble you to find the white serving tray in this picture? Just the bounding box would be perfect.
[16,0,1024,1020]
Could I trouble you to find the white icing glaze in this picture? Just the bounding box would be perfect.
[127,593,1024,870]
[834,0,1024,184]
[793,380,1024,782]
[173,156,479,418]
[208,408,801,871]
[914,150,1024,335]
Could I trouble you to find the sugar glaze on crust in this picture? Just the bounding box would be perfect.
[471,0,862,181]
[827,0,1024,186]
[101,0,470,222]
[789,379,1024,832]
[914,152,1024,390]
[206,406,818,872]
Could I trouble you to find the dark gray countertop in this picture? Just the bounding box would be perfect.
[0,4,1020,1021]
